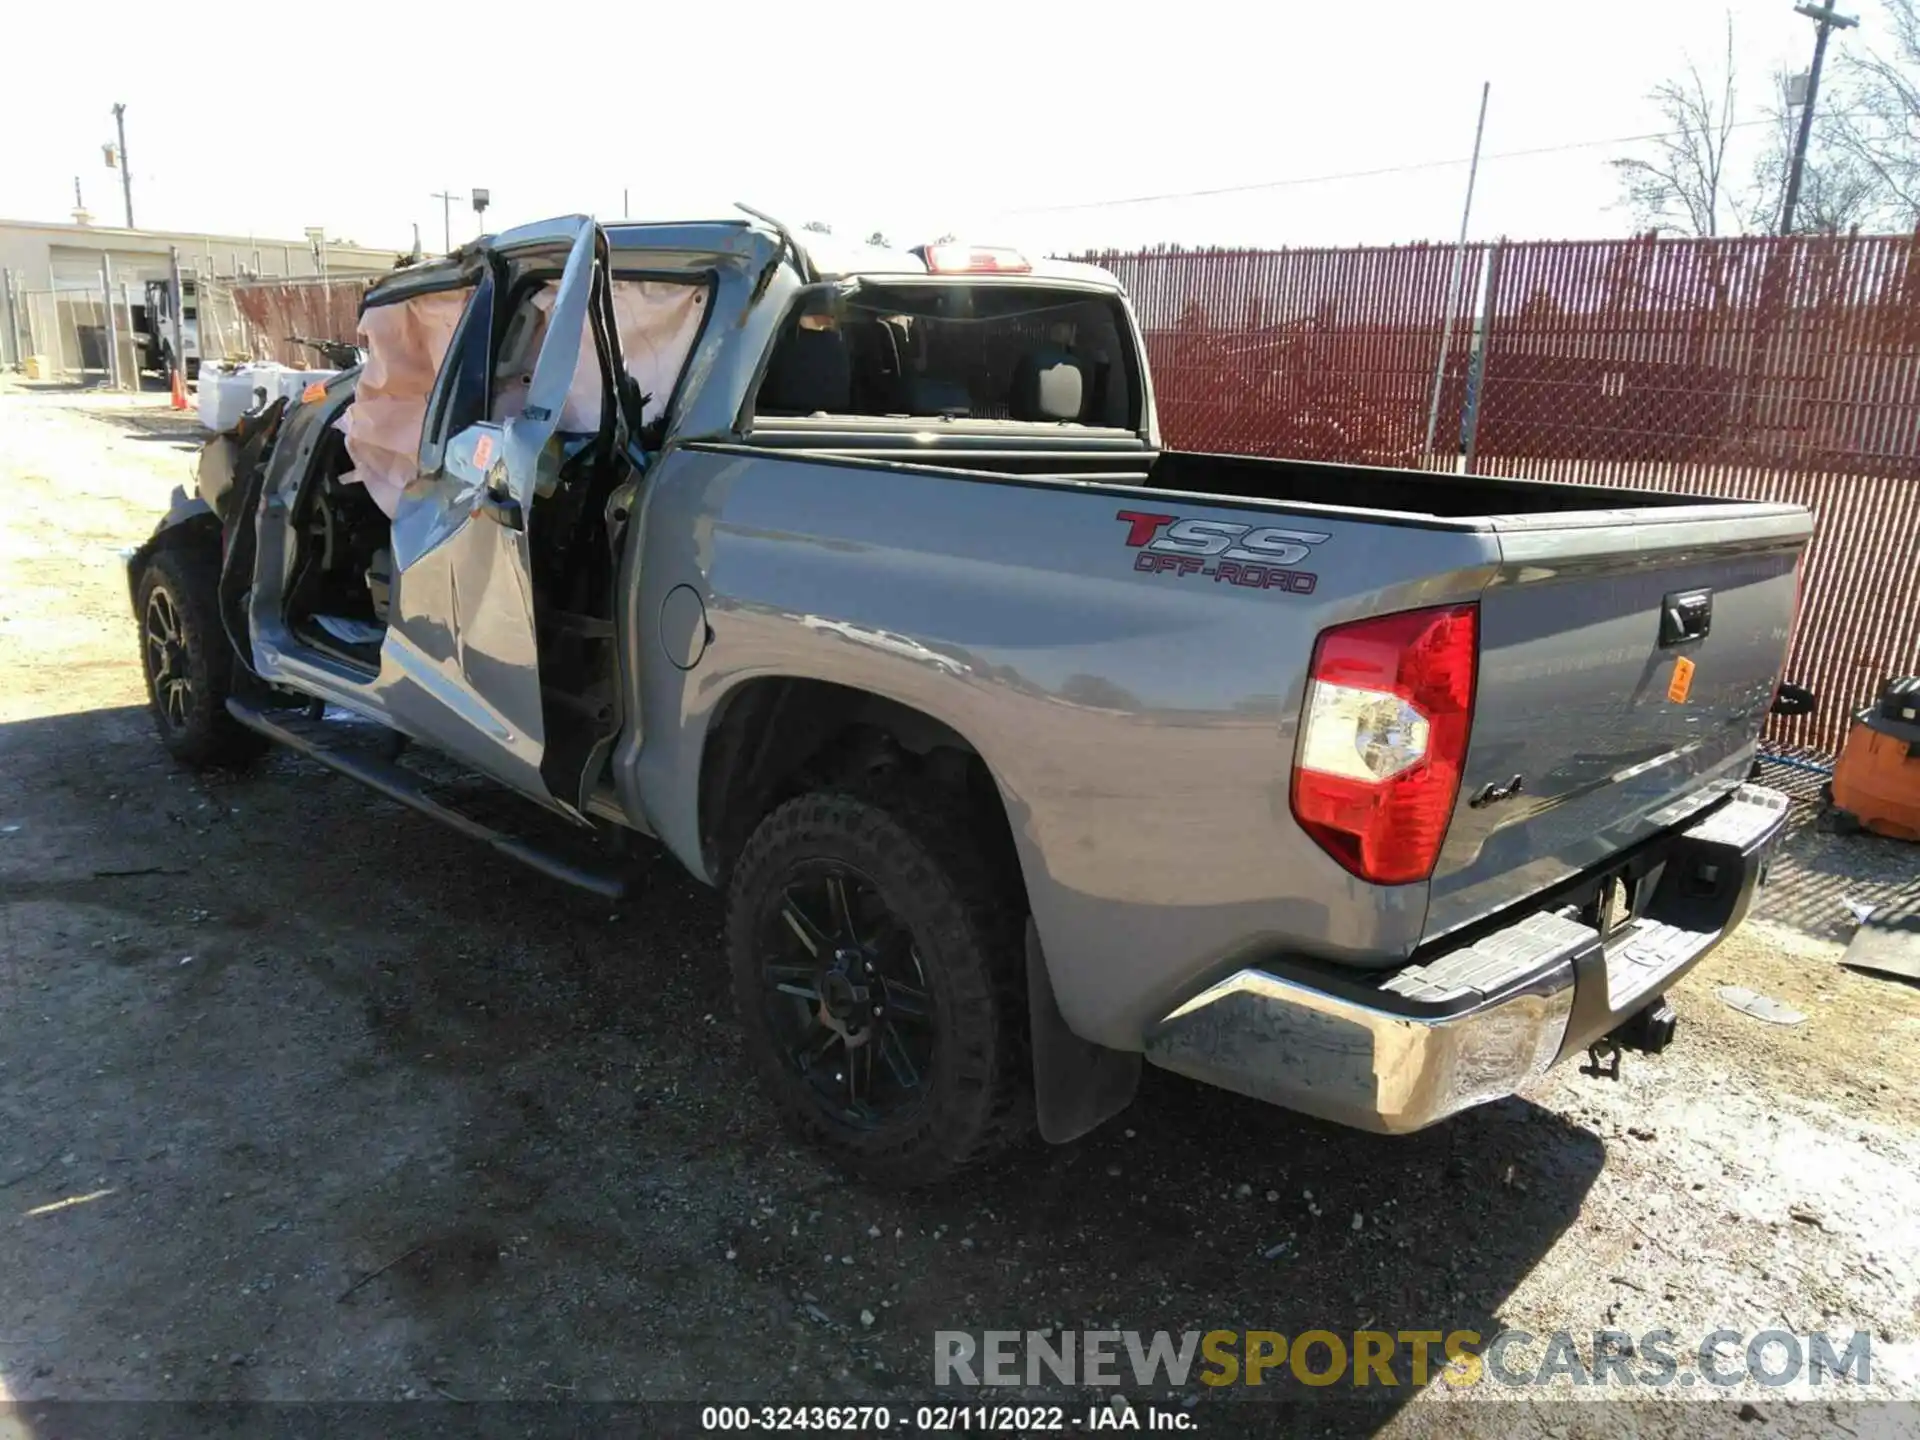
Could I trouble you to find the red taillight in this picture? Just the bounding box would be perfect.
[1290,604,1479,886]
[918,243,1033,274]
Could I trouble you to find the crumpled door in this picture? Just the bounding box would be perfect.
[377,217,616,811]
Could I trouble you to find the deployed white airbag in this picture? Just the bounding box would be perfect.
[492,279,708,432]
[343,276,707,521]
[614,279,708,427]
[342,288,471,518]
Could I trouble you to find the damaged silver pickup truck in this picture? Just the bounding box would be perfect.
[129,212,1811,1184]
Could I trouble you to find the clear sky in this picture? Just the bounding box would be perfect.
[1,0,1887,258]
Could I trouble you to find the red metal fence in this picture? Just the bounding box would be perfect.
[225,276,374,367]
[1085,232,1920,754]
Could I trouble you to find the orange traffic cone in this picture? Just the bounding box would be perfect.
[169,364,188,412]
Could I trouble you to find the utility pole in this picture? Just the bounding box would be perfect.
[1780,2,1858,235]
[100,254,121,388]
[1424,81,1492,460]
[430,190,464,253]
[2,267,18,369]
[111,103,134,228]
[168,245,186,384]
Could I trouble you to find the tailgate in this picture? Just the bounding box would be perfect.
[1423,503,1810,944]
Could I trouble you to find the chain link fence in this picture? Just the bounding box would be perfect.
[3,270,376,376]
[3,255,392,380]
[9,283,147,383]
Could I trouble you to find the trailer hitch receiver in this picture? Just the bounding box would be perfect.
[1613,995,1679,1054]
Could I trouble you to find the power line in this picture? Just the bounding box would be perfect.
[999,113,1842,215]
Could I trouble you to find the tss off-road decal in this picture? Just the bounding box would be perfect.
[1116,510,1327,594]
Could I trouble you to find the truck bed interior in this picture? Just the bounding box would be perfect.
[738,428,1725,522]
[1143,450,1712,517]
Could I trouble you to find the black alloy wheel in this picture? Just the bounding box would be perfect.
[135,548,268,769]
[758,862,936,1127]
[726,787,1033,1185]
[145,585,194,733]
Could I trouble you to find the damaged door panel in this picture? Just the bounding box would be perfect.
[379,217,625,814]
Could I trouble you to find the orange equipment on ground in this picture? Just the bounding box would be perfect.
[169,364,188,411]
[1830,678,1920,841]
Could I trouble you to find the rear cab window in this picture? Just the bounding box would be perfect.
[752,282,1141,432]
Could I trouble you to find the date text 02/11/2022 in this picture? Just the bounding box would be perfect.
[697,1403,1191,1431]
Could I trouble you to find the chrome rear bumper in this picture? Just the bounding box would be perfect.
[1143,784,1790,1133]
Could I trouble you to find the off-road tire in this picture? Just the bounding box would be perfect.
[136,547,269,770]
[726,786,1033,1186]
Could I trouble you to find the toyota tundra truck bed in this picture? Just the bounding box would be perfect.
[707,430,1808,1136]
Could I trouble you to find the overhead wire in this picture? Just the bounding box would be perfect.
[999,112,1863,214]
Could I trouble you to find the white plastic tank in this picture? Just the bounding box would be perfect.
[198,362,338,434]
[271,367,338,406]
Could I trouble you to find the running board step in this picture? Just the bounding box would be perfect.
[225,699,631,900]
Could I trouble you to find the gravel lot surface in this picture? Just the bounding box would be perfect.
[2,379,1917,1436]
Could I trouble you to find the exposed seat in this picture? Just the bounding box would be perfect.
[903,376,972,416]
[1011,346,1088,422]
[761,327,852,415]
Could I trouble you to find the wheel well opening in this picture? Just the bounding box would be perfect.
[699,678,1024,901]
[127,511,223,609]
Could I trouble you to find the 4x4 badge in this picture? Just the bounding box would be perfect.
[1468,774,1525,808]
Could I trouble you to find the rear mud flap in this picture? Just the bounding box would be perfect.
[1028,920,1140,1144]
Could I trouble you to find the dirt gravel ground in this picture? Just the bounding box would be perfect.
[2,378,1919,1436]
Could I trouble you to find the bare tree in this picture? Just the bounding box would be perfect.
[1613,18,1744,235]
[1827,0,1920,226]
[1748,69,1886,232]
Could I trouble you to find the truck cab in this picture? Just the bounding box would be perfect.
[143,276,199,380]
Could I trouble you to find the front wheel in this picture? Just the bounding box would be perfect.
[726,787,1032,1186]
[136,547,269,770]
